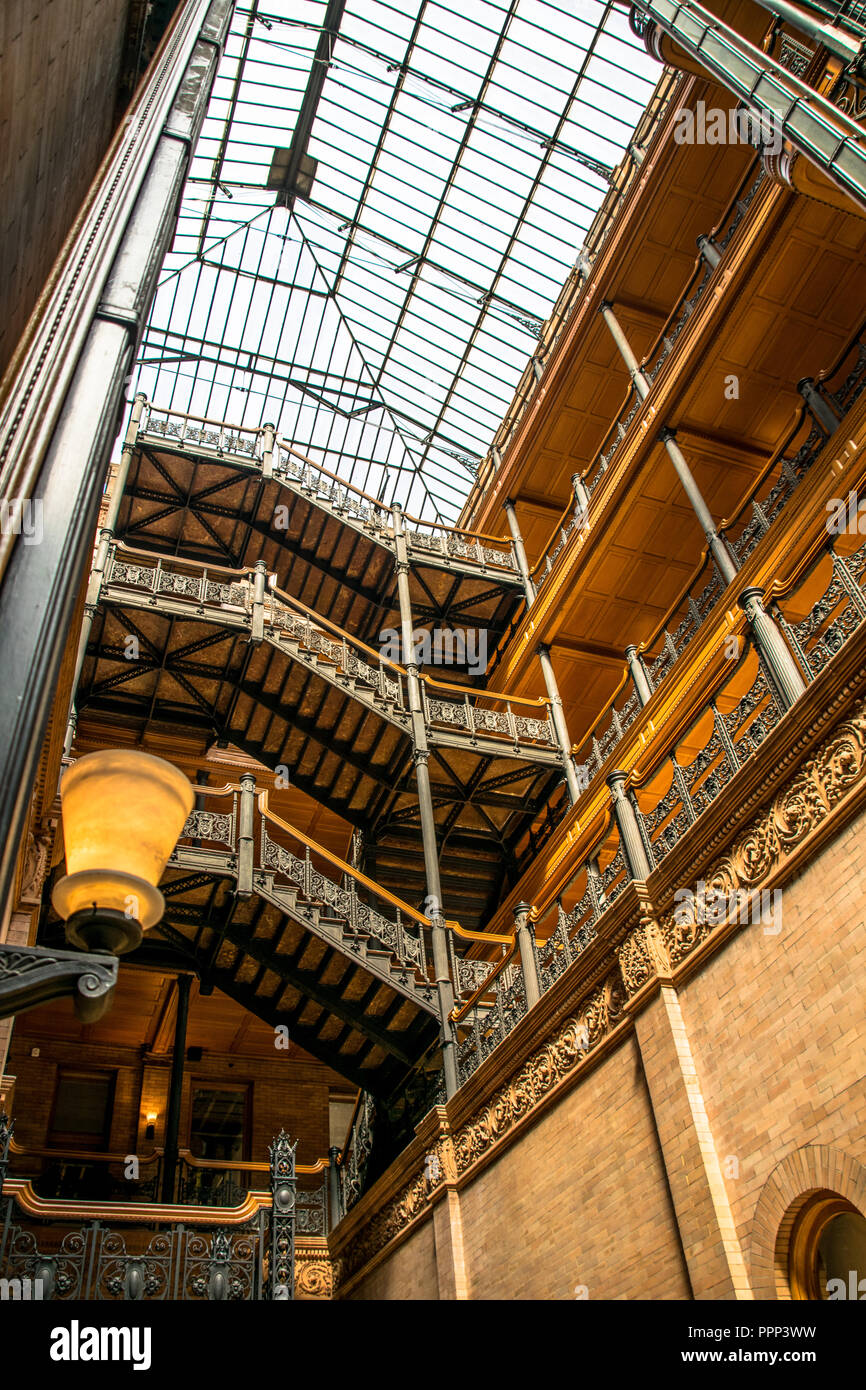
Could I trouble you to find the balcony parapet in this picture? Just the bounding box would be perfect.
[331,627,866,1292]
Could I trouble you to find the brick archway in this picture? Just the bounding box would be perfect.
[750,1145,866,1299]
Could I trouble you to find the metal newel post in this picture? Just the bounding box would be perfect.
[261,421,276,480]
[625,644,653,706]
[161,973,192,1203]
[237,772,256,898]
[327,1145,342,1231]
[738,586,807,709]
[268,1130,297,1299]
[599,300,652,399]
[392,506,459,1099]
[513,902,541,1009]
[607,770,652,880]
[503,498,536,605]
[797,377,842,434]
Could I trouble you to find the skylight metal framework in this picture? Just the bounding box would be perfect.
[132,0,659,522]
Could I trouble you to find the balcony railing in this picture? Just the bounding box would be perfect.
[454,521,866,1083]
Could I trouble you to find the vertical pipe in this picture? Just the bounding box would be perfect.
[391,507,459,1099]
[161,973,192,1203]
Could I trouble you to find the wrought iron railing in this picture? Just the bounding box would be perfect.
[337,1090,375,1215]
[138,404,519,577]
[454,527,866,1082]
[0,1124,307,1300]
[100,542,558,757]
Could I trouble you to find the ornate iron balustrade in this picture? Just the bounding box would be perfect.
[139,405,520,581]
[531,323,866,814]
[0,1127,303,1300]
[141,406,260,461]
[455,525,866,1085]
[338,1091,375,1215]
[260,826,429,981]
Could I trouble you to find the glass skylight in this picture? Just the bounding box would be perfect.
[132,0,659,522]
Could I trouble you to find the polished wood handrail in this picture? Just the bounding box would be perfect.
[136,401,512,543]
[112,539,250,580]
[2,1179,270,1225]
[177,1147,326,1176]
[266,579,550,707]
[9,1137,162,1165]
[258,792,520,946]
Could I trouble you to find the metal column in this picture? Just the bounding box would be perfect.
[0,0,233,923]
[391,507,459,1099]
[502,499,582,804]
[161,973,192,1203]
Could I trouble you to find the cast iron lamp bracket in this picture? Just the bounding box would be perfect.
[0,942,118,1024]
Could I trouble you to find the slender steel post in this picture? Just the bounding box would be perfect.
[391,506,459,1099]
[572,473,591,523]
[237,773,256,898]
[161,973,192,1203]
[659,428,739,586]
[261,422,276,480]
[608,771,653,880]
[513,901,541,1009]
[625,644,654,706]
[328,1145,342,1230]
[250,560,267,645]
[738,587,806,709]
[502,498,581,803]
[536,643,582,804]
[502,499,536,605]
[599,300,652,399]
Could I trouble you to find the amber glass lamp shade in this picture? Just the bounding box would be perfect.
[52,750,194,955]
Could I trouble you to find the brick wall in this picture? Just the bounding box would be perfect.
[7,1035,340,1178]
[678,807,866,1283]
[0,0,129,378]
[339,799,866,1300]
